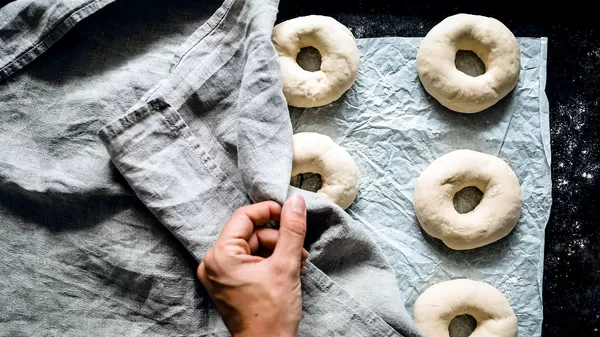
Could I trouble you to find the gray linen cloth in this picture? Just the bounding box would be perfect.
[0,0,422,336]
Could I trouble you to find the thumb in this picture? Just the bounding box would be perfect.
[272,195,307,265]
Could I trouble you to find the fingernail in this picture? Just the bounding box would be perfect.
[290,195,306,215]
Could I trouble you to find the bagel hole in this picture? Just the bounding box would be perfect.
[453,186,484,214]
[296,47,322,72]
[455,50,486,77]
[290,173,323,192]
[449,314,477,337]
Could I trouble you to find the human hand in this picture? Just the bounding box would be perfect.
[197,195,308,337]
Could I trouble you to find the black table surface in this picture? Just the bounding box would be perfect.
[1,0,597,335]
[277,0,600,336]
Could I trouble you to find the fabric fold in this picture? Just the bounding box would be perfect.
[0,0,115,80]
[98,0,422,335]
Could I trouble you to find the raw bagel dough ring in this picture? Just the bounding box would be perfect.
[292,132,358,209]
[416,14,520,113]
[413,279,518,337]
[413,149,521,250]
[272,15,360,108]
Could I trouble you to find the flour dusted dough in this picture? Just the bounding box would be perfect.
[416,14,520,113]
[272,16,359,108]
[292,132,358,209]
[413,279,518,337]
[413,150,521,250]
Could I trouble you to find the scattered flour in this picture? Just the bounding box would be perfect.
[552,97,599,204]
[499,276,523,294]
[586,49,600,58]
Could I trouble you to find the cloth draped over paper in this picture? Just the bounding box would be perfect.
[0,0,549,336]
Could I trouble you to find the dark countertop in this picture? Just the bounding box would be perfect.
[1,0,595,335]
[277,0,600,336]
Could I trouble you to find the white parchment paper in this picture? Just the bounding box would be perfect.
[291,37,550,337]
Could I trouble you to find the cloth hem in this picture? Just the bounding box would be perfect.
[170,0,236,70]
[99,98,171,142]
[0,0,116,81]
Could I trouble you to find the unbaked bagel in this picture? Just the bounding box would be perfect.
[413,279,518,337]
[416,14,520,113]
[292,132,358,209]
[413,149,521,250]
[272,15,360,108]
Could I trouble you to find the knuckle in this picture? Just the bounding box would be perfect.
[204,248,215,260]
[231,207,246,220]
[202,249,217,269]
[197,264,210,286]
[283,218,307,237]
